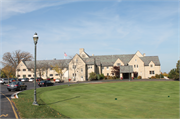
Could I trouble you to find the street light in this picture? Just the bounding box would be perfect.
[32,32,39,106]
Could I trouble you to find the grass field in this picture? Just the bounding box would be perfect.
[13,81,179,118]
[40,81,179,118]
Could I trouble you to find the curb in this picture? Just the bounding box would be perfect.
[11,91,22,99]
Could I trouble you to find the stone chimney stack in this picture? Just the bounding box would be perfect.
[92,54,94,56]
[79,48,84,54]
[143,53,146,57]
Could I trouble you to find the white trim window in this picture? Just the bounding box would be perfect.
[81,68,83,72]
[107,67,109,70]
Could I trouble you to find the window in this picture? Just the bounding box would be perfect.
[134,65,136,68]
[81,76,83,78]
[107,67,109,70]
[28,75,31,77]
[135,59,137,61]
[81,68,83,72]
[49,74,53,76]
[23,75,26,78]
[137,65,138,68]
[112,73,114,75]
[102,67,104,70]
[55,74,59,76]
[117,63,121,66]
[18,75,20,77]
[76,58,78,62]
[107,73,109,76]
[149,71,155,74]
[17,69,20,71]
[73,73,76,76]
[28,69,31,71]
[50,68,52,70]
[23,69,26,71]
[151,65,153,67]
[73,65,76,69]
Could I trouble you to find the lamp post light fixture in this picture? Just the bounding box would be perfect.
[32,32,39,106]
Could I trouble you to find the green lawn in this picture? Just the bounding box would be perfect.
[40,81,179,118]
[13,81,179,118]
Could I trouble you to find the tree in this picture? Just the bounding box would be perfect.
[1,65,14,83]
[168,60,180,80]
[51,61,67,80]
[69,56,84,81]
[1,50,33,77]
[89,72,97,81]
[111,66,120,78]
[0,68,7,78]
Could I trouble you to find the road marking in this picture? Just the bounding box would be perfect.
[0,92,18,119]
[0,114,8,117]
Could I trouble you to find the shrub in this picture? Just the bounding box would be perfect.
[151,76,156,79]
[137,76,142,79]
[99,74,105,79]
[96,74,100,80]
[89,72,97,81]
[155,74,164,79]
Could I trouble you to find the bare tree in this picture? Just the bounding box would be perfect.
[69,56,84,81]
[28,62,47,79]
[51,60,68,80]
[1,50,33,77]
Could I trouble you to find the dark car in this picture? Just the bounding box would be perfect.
[36,77,43,81]
[38,80,54,87]
[9,78,18,83]
[7,81,27,91]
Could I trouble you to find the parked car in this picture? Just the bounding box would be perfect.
[18,79,22,81]
[21,78,29,82]
[38,80,54,87]
[7,81,27,91]
[36,78,43,81]
[0,78,9,84]
[9,78,17,83]
[46,78,51,81]
[55,78,64,83]
[29,78,34,82]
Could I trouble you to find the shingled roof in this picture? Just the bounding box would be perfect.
[140,56,160,66]
[23,59,71,68]
[90,54,134,66]
[120,66,133,73]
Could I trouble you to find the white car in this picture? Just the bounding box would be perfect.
[29,78,34,82]
[0,78,8,84]
[55,79,64,83]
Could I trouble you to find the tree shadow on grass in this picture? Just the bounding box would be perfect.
[39,96,80,105]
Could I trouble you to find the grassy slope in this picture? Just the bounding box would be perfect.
[40,81,179,118]
[13,84,81,118]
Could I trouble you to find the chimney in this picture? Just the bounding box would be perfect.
[143,53,146,57]
[79,48,84,54]
[92,54,94,56]
[54,58,56,60]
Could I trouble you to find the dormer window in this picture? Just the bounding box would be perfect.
[117,63,121,66]
[151,65,153,67]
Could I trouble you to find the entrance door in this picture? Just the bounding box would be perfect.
[123,73,129,79]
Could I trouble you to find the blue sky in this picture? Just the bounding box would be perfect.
[0,0,179,73]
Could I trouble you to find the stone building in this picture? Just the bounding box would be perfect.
[16,48,161,81]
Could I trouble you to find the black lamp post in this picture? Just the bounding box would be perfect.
[32,32,39,106]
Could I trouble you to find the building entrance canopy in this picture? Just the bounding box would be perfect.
[120,66,133,73]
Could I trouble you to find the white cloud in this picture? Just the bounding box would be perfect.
[0,0,83,20]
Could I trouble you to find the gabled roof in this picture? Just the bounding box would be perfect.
[140,56,160,66]
[82,58,94,65]
[90,54,135,66]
